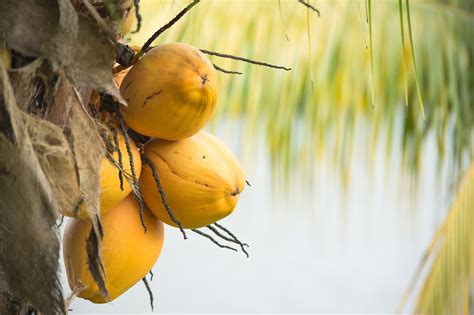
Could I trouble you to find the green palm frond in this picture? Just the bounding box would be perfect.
[368,0,375,108]
[405,0,426,125]
[399,160,474,314]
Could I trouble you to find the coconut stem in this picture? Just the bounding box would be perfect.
[138,0,200,57]
[142,276,154,311]
[116,43,136,67]
[191,229,238,252]
[111,127,125,191]
[214,222,250,250]
[207,225,249,257]
[132,0,142,33]
[212,63,242,75]
[142,156,187,239]
[298,0,321,17]
[117,112,147,233]
[200,49,291,71]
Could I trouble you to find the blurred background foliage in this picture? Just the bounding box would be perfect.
[130,0,473,187]
[129,0,473,313]
[407,162,474,315]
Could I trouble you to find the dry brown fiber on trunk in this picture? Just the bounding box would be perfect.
[0,0,126,313]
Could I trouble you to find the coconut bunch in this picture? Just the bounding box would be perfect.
[63,15,248,308]
[1,0,290,311]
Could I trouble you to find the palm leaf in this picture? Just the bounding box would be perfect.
[399,161,474,314]
[405,0,426,125]
[398,0,409,106]
[368,0,375,108]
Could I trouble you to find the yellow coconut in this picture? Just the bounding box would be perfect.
[63,195,164,303]
[61,128,141,218]
[120,42,218,140]
[140,131,245,228]
[119,5,136,35]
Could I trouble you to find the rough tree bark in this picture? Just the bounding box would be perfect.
[0,0,128,313]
